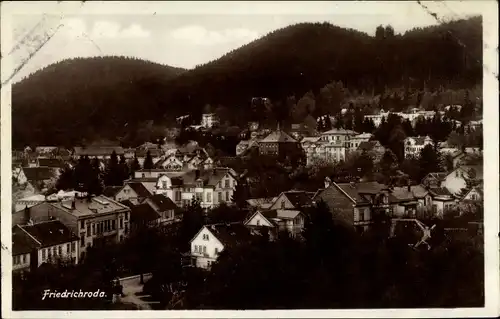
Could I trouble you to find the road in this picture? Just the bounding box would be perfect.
[117,274,155,310]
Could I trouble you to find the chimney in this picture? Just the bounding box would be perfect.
[324,177,331,189]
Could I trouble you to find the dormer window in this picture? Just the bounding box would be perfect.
[197,181,203,188]
[203,234,209,241]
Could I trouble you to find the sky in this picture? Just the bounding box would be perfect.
[4,1,490,82]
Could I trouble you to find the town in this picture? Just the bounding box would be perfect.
[11,94,484,309]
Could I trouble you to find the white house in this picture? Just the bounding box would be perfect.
[404,136,434,158]
[189,223,256,269]
[12,220,80,273]
[155,168,238,209]
[103,183,152,204]
[244,209,306,238]
[427,187,456,218]
[423,165,483,196]
[346,133,373,152]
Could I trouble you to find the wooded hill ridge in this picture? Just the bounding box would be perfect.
[12,16,482,147]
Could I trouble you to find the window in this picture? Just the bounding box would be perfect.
[162,181,168,189]
[58,246,62,255]
[80,220,84,229]
[215,248,219,255]
[471,194,477,200]
[142,173,145,178]
[455,171,459,177]
[197,181,203,188]
[203,234,209,241]
[207,192,212,203]
[256,219,261,226]
[175,191,181,201]
[125,212,128,220]
[203,246,207,253]
[358,209,364,222]
[80,236,85,247]
[22,254,26,263]
[194,245,198,253]
[125,224,128,234]
[48,248,52,257]
[112,220,116,230]
[42,249,46,260]
[120,218,123,229]
[281,201,286,209]
[66,244,70,253]
[207,261,211,267]
[218,192,222,202]
[71,242,75,252]
[87,224,91,234]
[225,180,229,188]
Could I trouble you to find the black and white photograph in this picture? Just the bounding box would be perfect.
[1,1,498,317]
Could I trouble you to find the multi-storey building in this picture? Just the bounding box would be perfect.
[155,168,238,209]
[15,195,131,260]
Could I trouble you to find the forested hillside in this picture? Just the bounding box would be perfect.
[12,17,482,147]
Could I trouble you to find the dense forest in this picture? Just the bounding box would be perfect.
[12,17,482,147]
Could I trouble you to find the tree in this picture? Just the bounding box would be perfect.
[375,25,385,39]
[179,199,206,250]
[55,165,75,191]
[292,91,315,122]
[232,181,251,209]
[418,144,441,181]
[130,155,141,177]
[143,150,154,169]
[119,155,129,183]
[379,149,399,176]
[104,150,120,186]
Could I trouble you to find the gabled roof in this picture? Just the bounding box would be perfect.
[281,191,313,208]
[460,186,483,201]
[334,181,387,205]
[246,197,277,209]
[12,226,40,255]
[424,172,447,182]
[260,130,297,143]
[389,185,428,203]
[22,167,55,181]
[135,148,164,158]
[202,223,257,249]
[128,182,153,198]
[130,203,161,224]
[428,187,453,197]
[262,209,302,220]
[148,194,178,211]
[103,186,124,198]
[20,220,78,248]
[120,199,136,208]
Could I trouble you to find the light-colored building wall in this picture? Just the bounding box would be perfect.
[191,227,224,269]
[12,253,31,272]
[38,240,79,266]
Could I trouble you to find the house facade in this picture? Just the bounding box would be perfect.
[12,220,79,273]
[22,195,131,259]
[155,168,238,209]
[403,136,433,158]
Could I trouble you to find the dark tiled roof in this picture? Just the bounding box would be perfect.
[148,194,178,211]
[282,191,313,208]
[130,204,160,224]
[21,220,78,248]
[38,158,64,168]
[23,167,55,181]
[120,200,136,208]
[12,226,39,255]
[128,182,153,198]
[206,223,257,249]
[103,186,123,198]
[260,130,297,143]
[181,168,233,187]
[429,187,453,197]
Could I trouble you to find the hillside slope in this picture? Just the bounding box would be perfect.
[12,17,482,147]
